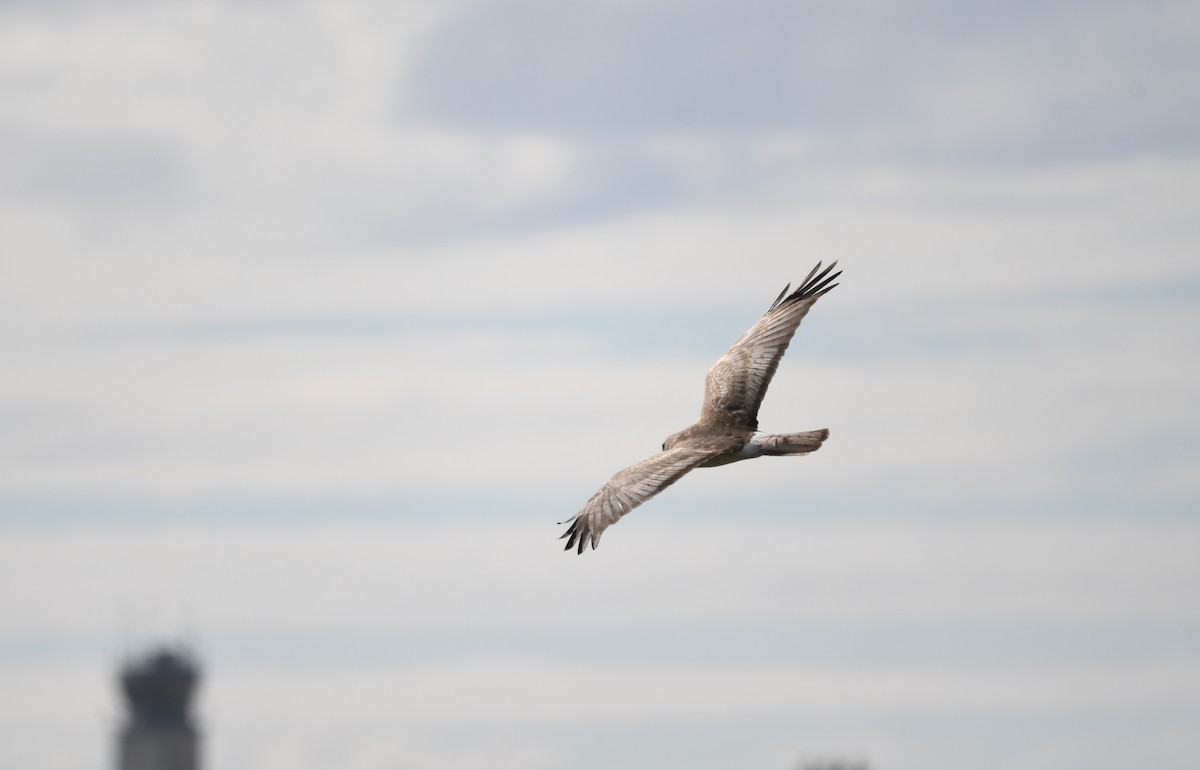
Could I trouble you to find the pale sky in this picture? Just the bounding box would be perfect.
[2,2,1199,769]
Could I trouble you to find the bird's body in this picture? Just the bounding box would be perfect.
[560,261,840,553]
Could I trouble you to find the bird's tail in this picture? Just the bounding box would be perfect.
[758,429,829,456]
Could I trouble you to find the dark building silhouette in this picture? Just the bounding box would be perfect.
[117,646,201,770]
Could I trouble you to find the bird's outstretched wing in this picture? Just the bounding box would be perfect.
[560,439,739,554]
[701,261,840,428]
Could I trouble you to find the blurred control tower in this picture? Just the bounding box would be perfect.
[116,646,201,770]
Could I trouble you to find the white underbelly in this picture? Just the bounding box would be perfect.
[699,434,764,467]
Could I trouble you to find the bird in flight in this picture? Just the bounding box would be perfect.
[560,261,840,554]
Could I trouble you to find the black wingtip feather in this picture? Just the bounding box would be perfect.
[783,261,841,305]
[559,517,594,554]
[767,282,792,312]
[768,261,840,313]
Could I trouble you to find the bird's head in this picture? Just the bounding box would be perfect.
[661,429,687,452]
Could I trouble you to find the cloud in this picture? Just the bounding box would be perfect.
[2,3,1198,770]
[5,643,1198,770]
[3,185,1196,506]
[2,520,1196,639]
[415,0,1200,161]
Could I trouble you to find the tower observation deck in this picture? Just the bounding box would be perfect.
[117,646,201,770]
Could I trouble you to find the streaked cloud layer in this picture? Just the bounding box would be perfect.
[2,1,1198,769]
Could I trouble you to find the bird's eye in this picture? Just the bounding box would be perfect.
[661,442,667,451]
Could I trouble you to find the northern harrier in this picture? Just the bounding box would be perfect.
[560,261,840,554]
